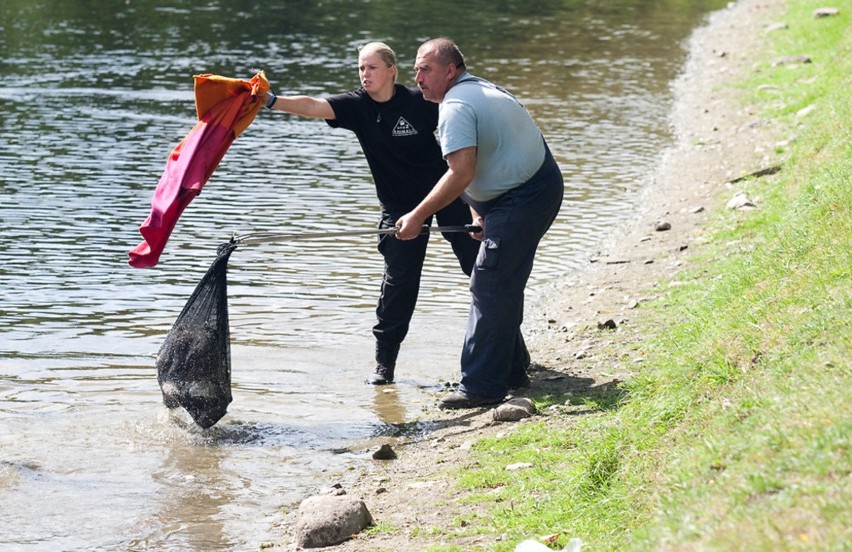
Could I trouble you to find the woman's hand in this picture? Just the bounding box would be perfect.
[260,90,276,109]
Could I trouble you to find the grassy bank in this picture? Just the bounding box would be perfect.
[438,2,850,550]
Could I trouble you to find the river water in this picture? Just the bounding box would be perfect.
[0,0,725,549]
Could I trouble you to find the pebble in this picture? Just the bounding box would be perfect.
[372,444,397,460]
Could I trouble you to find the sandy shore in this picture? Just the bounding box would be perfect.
[526,0,786,377]
[271,0,788,549]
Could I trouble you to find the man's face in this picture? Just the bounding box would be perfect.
[414,47,453,103]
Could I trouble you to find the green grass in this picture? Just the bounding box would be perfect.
[428,2,851,550]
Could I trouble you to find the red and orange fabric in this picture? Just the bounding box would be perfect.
[128,71,270,268]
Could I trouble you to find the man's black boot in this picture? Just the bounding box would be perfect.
[367,342,399,385]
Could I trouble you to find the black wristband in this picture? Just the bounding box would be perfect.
[266,92,277,109]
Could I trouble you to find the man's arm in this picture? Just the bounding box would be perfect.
[395,146,477,240]
[260,91,336,120]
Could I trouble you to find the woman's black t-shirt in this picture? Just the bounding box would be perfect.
[326,85,448,213]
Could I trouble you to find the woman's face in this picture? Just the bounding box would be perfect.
[359,50,396,95]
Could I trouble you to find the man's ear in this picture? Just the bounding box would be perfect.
[447,63,459,81]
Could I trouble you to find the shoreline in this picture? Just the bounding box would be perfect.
[270,0,788,548]
[526,0,785,367]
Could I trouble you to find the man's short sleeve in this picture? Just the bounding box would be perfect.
[438,99,477,157]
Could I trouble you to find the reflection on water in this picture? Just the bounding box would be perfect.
[372,387,408,428]
[0,0,725,548]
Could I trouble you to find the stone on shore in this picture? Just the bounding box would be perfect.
[726,191,757,210]
[813,7,839,18]
[372,443,397,460]
[493,398,537,422]
[295,493,373,548]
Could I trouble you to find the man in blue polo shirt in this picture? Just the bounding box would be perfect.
[396,37,564,409]
[262,42,480,385]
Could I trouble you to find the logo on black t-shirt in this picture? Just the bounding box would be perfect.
[391,117,418,137]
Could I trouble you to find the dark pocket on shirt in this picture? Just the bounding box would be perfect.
[477,238,500,269]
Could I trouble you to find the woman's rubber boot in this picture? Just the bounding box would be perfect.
[367,342,399,385]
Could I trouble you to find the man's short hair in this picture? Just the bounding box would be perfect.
[421,38,466,71]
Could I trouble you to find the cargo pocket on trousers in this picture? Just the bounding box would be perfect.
[477,237,500,269]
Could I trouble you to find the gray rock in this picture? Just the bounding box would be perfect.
[813,7,839,17]
[296,494,373,548]
[726,192,757,211]
[318,483,347,496]
[493,398,536,422]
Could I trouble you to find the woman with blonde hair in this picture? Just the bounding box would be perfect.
[261,42,479,385]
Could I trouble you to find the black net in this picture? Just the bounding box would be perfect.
[156,241,237,428]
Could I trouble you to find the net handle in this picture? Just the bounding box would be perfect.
[233,224,481,245]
